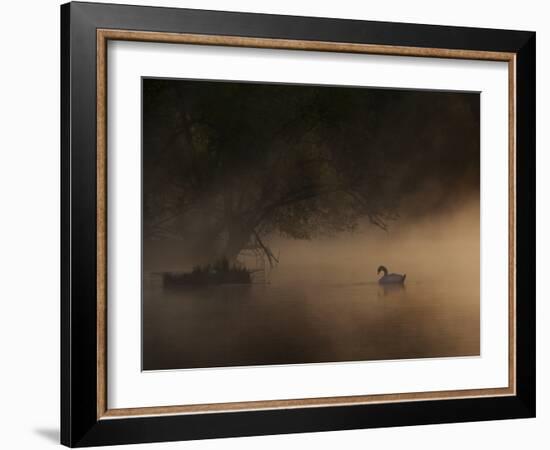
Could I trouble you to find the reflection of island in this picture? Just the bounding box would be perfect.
[163,258,252,286]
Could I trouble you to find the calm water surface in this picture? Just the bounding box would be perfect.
[143,276,479,370]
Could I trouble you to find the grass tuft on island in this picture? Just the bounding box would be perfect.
[163,258,252,286]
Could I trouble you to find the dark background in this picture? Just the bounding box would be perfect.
[142,79,479,267]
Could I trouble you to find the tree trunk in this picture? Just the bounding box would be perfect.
[221,225,252,262]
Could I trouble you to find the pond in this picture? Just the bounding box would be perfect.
[142,275,479,370]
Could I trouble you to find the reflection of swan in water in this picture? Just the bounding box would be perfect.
[380,283,405,296]
[377,265,406,285]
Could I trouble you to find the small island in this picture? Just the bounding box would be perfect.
[163,258,252,287]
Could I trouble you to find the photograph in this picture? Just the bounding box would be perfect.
[141,78,481,370]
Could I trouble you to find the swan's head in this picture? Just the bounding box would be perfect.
[377,265,388,275]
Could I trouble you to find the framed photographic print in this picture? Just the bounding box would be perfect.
[61,2,536,447]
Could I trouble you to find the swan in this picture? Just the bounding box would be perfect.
[377,265,406,285]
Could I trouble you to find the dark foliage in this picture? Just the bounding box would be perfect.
[143,79,479,262]
[163,258,252,286]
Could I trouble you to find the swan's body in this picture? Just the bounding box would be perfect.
[377,265,406,285]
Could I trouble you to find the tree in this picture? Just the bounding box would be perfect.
[142,79,479,264]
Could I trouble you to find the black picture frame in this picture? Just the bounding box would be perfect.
[61,1,536,447]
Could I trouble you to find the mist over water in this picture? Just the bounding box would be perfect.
[143,199,480,370]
